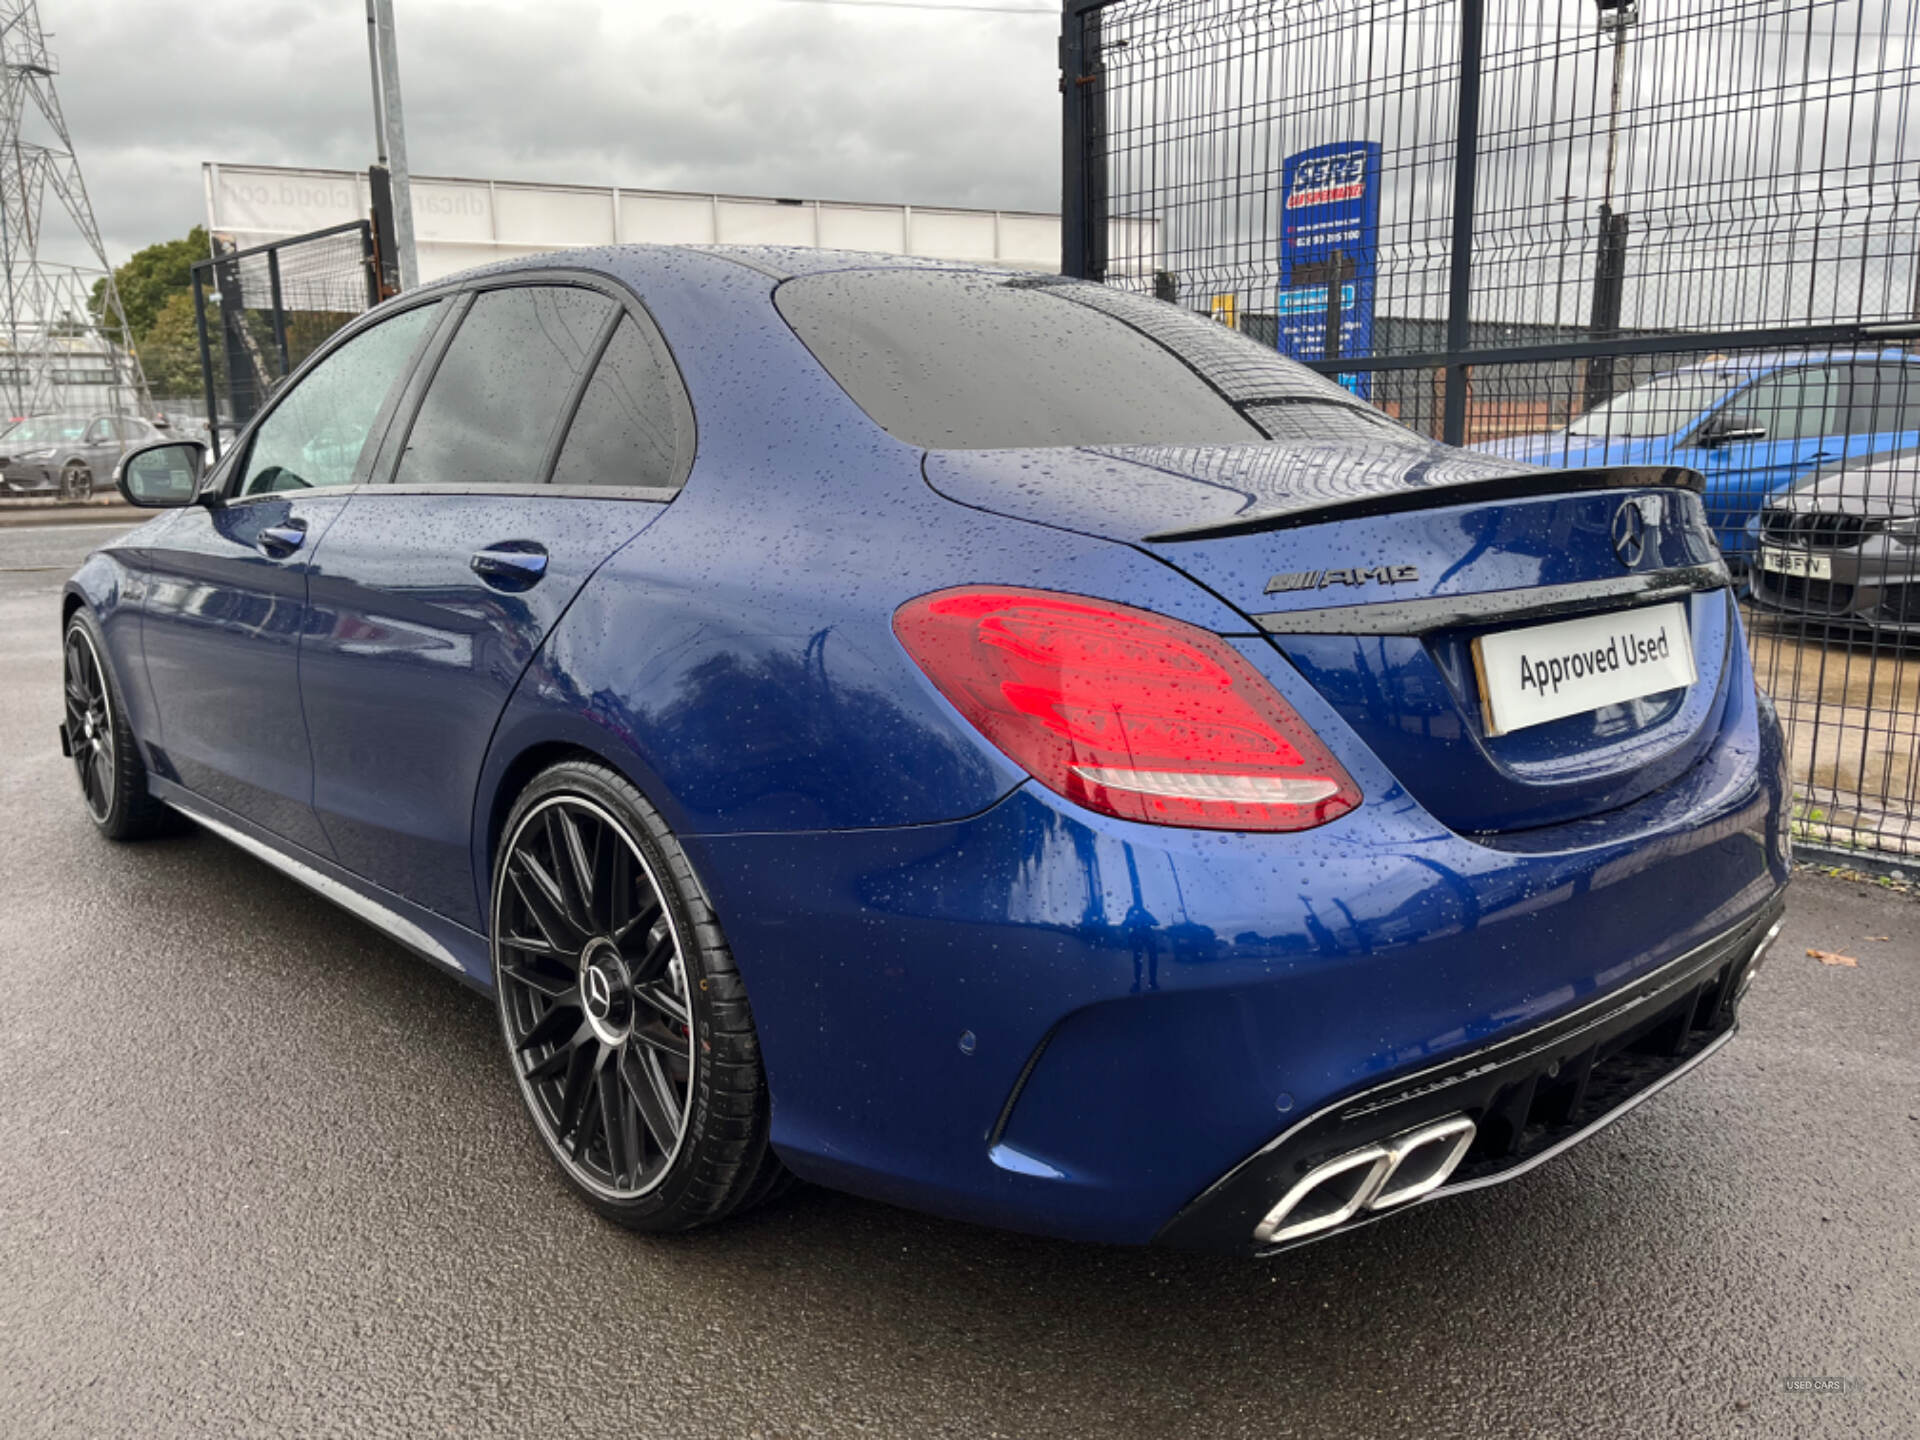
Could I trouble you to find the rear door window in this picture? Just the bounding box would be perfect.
[394,285,614,488]
[1841,364,1920,435]
[774,268,1387,450]
[549,314,693,492]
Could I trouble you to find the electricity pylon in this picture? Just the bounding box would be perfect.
[0,0,151,419]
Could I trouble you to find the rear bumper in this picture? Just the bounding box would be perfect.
[689,638,1791,1250]
[1157,898,1783,1254]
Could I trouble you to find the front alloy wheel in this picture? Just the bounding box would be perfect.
[61,613,170,840]
[63,624,116,823]
[491,762,786,1228]
[60,462,92,502]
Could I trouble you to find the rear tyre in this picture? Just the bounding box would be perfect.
[63,611,172,841]
[60,462,92,502]
[491,760,785,1232]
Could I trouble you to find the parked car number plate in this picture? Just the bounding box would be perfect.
[1759,545,1832,580]
[1471,602,1696,737]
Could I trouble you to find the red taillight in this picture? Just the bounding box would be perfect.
[893,586,1361,832]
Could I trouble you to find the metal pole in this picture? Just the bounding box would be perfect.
[1060,2,1088,278]
[1082,5,1107,284]
[1584,2,1634,409]
[266,247,290,379]
[364,0,388,165]
[1441,0,1485,447]
[1601,9,1627,212]
[191,265,219,461]
[361,221,381,309]
[371,0,418,291]
[1324,249,1345,364]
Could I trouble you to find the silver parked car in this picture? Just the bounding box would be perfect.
[1751,451,1920,630]
[0,413,167,501]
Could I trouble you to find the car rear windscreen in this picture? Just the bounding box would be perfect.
[774,269,1395,451]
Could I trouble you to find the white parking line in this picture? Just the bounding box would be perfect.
[0,521,141,537]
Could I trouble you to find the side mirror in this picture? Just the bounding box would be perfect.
[1700,414,1768,447]
[116,439,206,508]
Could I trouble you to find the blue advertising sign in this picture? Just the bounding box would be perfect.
[1276,140,1382,398]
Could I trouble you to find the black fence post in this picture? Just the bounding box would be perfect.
[1441,0,1485,447]
[369,164,399,299]
[1061,2,1108,281]
[1582,204,1630,409]
[360,221,381,309]
[1324,249,1348,364]
[266,246,291,380]
[1060,3,1089,278]
[191,264,219,461]
[1083,4,1107,284]
[212,244,260,431]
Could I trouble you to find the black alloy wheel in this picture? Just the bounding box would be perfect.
[61,613,171,840]
[60,462,92,502]
[492,762,787,1228]
[63,623,116,823]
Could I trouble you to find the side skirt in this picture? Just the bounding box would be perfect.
[151,778,493,991]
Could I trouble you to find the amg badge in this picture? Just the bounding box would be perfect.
[1265,564,1420,595]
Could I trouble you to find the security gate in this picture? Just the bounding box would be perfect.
[191,220,380,459]
[1061,0,1920,860]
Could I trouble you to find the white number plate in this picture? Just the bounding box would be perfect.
[1759,545,1831,580]
[1472,602,1697,737]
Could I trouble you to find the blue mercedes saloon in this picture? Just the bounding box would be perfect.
[63,247,1789,1255]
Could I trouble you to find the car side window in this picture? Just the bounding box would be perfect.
[548,314,692,492]
[84,418,111,444]
[1840,364,1920,435]
[393,285,614,488]
[1722,366,1837,442]
[238,302,441,497]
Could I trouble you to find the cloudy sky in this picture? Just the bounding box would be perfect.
[43,0,1060,266]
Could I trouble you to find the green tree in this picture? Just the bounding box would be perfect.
[137,290,210,398]
[89,225,209,343]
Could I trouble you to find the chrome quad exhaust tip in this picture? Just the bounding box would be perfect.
[1253,1114,1478,1246]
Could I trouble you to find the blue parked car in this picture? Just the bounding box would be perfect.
[64,248,1788,1254]
[1477,351,1920,566]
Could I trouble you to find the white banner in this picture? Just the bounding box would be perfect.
[204,163,1134,284]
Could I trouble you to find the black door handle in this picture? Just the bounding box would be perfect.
[471,542,549,591]
[258,521,307,557]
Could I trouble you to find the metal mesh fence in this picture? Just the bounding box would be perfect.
[1064,0,1920,858]
[191,221,378,456]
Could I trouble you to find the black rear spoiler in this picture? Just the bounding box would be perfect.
[1144,465,1705,544]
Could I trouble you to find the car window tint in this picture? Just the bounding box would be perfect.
[239,302,441,497]
[1725,367,1836,442]
[395,285,614,488]
[1841,364,1920,435]
[549,315,689,491]
[775,269,1387,450]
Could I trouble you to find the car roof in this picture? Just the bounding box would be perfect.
[1670,349,1918,377]
[415,242,1040,297]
